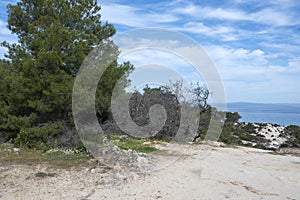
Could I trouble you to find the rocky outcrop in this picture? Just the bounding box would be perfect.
[88,146,154,187]
[239,123,289,149]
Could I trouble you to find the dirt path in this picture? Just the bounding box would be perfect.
[1,145,299,200]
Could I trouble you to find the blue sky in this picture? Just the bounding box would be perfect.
[1,0,300,103]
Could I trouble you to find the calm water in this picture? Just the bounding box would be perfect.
[226,103,300,126]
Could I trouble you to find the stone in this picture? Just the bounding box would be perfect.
[13,148,20,153]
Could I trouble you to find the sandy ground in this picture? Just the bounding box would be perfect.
[1,144,299,200]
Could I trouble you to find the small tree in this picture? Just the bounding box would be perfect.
[129,86,181,140]
[165,80,211,142]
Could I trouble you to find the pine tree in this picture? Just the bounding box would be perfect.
[0,0,133,148]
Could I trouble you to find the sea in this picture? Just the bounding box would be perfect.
[226,102,300,126]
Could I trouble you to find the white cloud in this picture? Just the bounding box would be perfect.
[203,45,268,68]
[260,42,300,54]
[0,19,10,35]
[287,57,300,72]
[114,35,221,88]
[118,41,300,103]
[120,49,205,91]
[116,36,275,102]
[172,5,249,21]
[0,46,7,57]
[200,44,300,102]
[0,19,18,58]
[177,22,238,41]
[100,1,299,47]
[233,0,300,9]
[172,3,299,27]
[0,0,298,102]
[201,7,249,21]
[250,8,297,26]
[224,76,300,103]
[100,3,178,27]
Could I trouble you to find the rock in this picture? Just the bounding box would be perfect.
[142,141,151,145]
[250,123,287,149]
[113,180,122,187]
[13,148,20,154]
[101,177,111,185]
[92,145,154,187]
[90,168,100,173]
[83,168,89,173]
[128,172,138,181]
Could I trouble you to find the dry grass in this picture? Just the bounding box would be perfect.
[0,143,93,169]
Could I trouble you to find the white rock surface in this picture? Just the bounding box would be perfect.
[254,123,287,149]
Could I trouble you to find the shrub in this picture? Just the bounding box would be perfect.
[13,123,61,149]
[283,125,300,147]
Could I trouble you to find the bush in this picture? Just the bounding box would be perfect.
[283,125,300,147]
[242,123,256,134]
[13,123,60,149]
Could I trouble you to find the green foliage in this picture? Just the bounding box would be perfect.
[195,107,211,141]
[0,0,133,149]
[3,0,116,73]
[282,125,300,147]
[96,61,134,122]
[225,112,241,124]
[44,150,90,168]
[213,112,266,146]
[13,122,61,149]
[218,112,241,144]
[35,172,56,178]
[111,135,158,153]
[242,123,256,134]
[238,132,256,141]
[285,125,300,139]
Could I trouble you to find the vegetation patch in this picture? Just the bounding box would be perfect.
[35,171,57,178]
[0,143,91,168]
[111,135,158,153]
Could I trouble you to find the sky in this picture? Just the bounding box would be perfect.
[0,0,300,103]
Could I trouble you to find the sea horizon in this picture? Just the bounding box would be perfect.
[225,102,300,126]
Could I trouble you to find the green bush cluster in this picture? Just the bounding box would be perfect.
[13,123,61,149]
[0,0,133,150]
[281,125,300,147]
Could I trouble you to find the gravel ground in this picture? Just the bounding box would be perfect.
[1,144,299,200]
